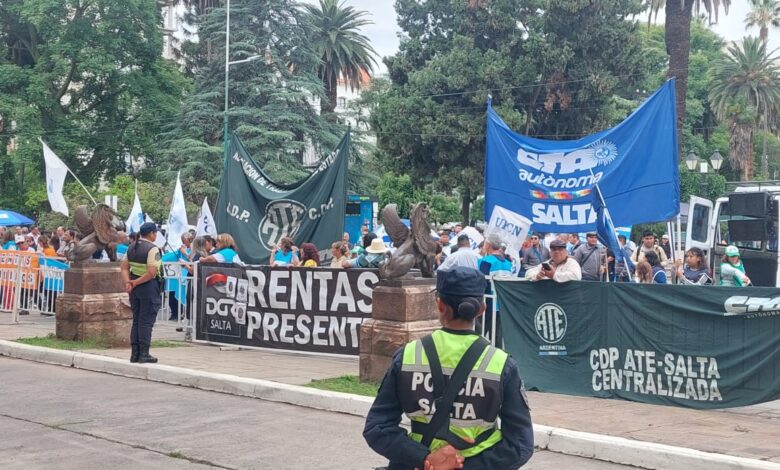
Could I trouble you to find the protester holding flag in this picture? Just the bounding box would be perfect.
[675,247,711,285]
[573,232,606,281]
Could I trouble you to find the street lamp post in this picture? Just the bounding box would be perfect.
[685,150,723,200]
[223,0,261,161]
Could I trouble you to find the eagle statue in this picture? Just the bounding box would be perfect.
[378,202,437,279]
[68,204,126,263]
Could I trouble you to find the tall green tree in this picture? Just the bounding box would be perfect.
[746,0,780,44]
[373,0,649,223]
[645,0,731,156]
[0,0,188,213]
[709,37,780,180]
[639,20,729,161]
[302,0,377,116]
[161,0,342,196]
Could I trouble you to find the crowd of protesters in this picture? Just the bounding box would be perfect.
[0,221,757,289]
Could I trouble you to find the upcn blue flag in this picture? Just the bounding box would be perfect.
[485,80,679,232]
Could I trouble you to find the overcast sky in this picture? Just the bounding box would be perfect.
[300,1,780,74]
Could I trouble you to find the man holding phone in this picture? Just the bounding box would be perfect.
[524,239,582,282]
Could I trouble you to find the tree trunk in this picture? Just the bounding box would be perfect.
[761,112,769,178]
[665,0,693,160]
[461,187,471,225]
[730,120,754,181]
[321,73,338,116]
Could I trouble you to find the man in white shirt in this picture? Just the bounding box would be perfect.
[525,239,582,282]
[438,234,479,271]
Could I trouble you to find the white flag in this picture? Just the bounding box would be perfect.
[41,140,70,216]
[460,226,484,251]
[485,205,532,256]
[166,173,189,251]
[196,197,218,237]
[125,192,144,235]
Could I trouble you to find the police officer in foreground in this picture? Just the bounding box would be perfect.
[364,266,534,469]
[120,222,163,364]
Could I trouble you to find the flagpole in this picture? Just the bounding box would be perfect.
[39,138,97,206]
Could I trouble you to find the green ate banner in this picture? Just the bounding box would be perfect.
[494,280,780,409]
[215,131,349,265]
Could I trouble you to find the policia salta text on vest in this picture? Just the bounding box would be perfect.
[399,330,507,456]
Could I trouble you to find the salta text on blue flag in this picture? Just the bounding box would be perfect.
[484,79,680,233]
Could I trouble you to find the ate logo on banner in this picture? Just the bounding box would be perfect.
[534,303,569,356]
[259,200,307,250]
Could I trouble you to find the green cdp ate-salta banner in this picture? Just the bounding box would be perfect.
[215,131,349,265]
[494,280,780,409]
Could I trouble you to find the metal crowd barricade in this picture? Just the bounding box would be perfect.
[481,276,501,348]
[160,260,196,339]
[36,257,68,316]
[0,252,68,321]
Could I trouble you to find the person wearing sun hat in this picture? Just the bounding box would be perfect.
[363,266,534,469]
[719,245,751,287]
[343,237,387,269]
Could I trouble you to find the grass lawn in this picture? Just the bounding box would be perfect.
[16,334,188,350]
[306,375,379,397]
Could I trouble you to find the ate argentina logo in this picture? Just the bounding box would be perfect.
[258,200,307,250]
[534,303,568,344]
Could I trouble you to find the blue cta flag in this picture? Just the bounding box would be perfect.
[485,79,679,232]
[592,185,634,272]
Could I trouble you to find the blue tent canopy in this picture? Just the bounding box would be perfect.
[0,210,34,227]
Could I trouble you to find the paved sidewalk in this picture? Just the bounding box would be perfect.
[3,313,780,464]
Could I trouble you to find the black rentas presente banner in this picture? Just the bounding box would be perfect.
[495,280,780,409]
[197,264,379,355]
[215,131,349,265]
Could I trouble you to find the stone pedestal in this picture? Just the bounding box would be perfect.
[360,278,440,382]
[56,263,132,347]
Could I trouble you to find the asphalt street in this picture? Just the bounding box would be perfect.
[0,357,638,469]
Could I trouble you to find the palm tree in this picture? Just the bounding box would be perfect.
[302,0,377,115]
[646,0,731,158]
[710,37,780,180]
[745,0,780,44]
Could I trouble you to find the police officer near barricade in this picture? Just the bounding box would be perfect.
[364,266,534,469]
[120,222,163,364]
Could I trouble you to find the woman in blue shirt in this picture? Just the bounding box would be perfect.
[200,233,242,264]
[269,237,299,266]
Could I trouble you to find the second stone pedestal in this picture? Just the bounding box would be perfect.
[360,278,440,382]
[55,263,132,347]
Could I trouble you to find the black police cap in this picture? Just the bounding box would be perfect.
[436,266,486,298]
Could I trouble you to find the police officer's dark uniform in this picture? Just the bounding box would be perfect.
[121,223,163,364]
[364,266,534,469]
